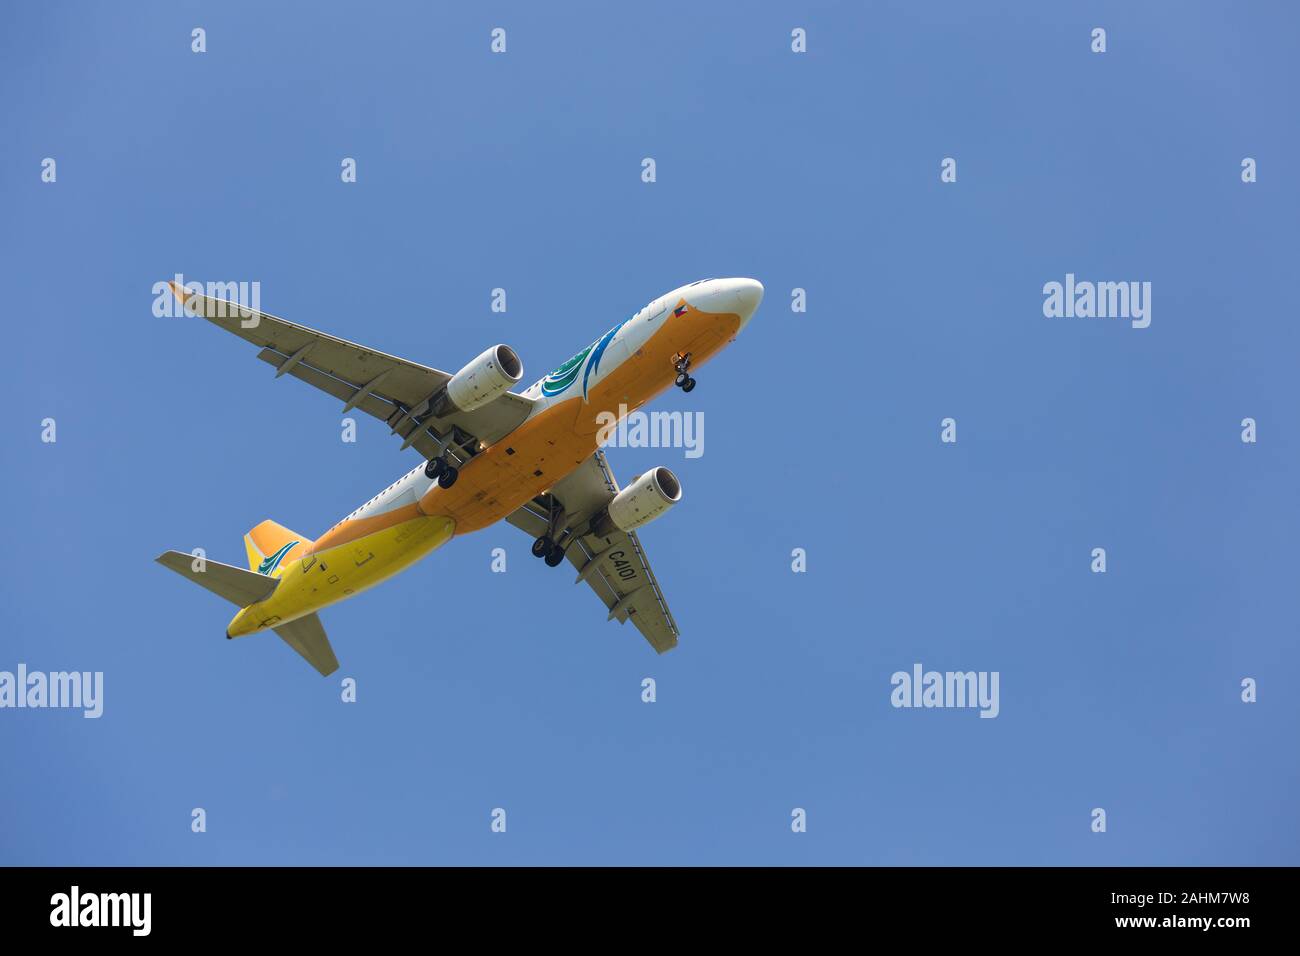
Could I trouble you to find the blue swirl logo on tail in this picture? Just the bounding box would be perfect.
[257,540,299,576]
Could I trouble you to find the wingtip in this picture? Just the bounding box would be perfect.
[166,280,189,304]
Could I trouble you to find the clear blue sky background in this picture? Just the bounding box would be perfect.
[2,1,1297,865]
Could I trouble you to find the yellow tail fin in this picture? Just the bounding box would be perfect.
[243,520,311,577]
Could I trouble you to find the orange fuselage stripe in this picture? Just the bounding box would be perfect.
[313,306,740,548]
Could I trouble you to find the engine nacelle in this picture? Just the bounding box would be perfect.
[590,467,682,537]
[429,344,523,416]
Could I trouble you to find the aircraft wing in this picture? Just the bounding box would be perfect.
[506,450,680,653]
[169,284,533,459]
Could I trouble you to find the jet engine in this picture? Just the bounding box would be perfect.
[427,344,523,416]
[589,466,682,537]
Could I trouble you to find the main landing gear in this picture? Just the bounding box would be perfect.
[532,535,566,567]
[532,496,569,567]
[424,456,459,489]
[674,352,697,393]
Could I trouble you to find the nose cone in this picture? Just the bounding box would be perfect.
[680,277,765,328]
[727,278,764,325]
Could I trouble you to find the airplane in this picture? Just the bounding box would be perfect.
[156,277,764,675]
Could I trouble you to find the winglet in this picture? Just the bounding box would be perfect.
[167,280,190,305]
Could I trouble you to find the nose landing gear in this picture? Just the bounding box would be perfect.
[674,352,697,392]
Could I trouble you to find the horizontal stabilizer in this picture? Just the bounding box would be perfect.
[155,550,279,606]
[274,613,339,676]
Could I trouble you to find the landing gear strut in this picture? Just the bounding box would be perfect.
[674,352,697,393]
[532,496,570,567]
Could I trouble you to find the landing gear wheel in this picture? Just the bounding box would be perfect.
[544,547,565,567]
[674,352,695,390]
[424,458,446,480]
[532,536,553,558]
[437,466,459,489]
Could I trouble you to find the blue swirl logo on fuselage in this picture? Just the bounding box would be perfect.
[540,345,590,397]
[581,322,625,401]
[540,319,628,401]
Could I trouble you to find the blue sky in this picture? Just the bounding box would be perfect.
[2,0,1297,865]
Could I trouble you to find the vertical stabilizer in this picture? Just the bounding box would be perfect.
[243,519,310,576]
